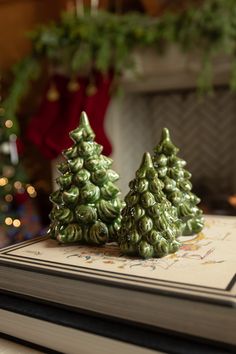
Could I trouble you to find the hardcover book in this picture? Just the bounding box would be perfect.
[0,215,235,346]
[0,293,231,354]
[0,293,161,354]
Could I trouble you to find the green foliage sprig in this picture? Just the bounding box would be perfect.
[3,56,41,136]
[4,0,236,133]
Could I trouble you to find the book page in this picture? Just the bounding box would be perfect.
[1,215,236,291]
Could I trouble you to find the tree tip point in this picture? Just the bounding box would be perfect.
[161,127,170,140]
[80,111,89,125]
[141,152,153,167]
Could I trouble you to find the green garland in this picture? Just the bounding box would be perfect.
[3,57,41,137]
[4,0,236,134]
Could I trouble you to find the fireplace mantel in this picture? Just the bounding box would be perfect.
[121,46,232,93]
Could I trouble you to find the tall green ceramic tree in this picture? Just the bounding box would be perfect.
[118,152,181,259]
[48,112,123,244]
[152,128,204,236]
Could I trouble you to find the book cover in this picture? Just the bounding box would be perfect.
[0,215,235,345]
[0,293,232,354]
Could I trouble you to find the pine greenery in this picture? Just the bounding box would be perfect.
[4,0,236,131]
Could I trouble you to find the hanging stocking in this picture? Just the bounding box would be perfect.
[27,74,68,159]
[83,70,114,156]
[16,137,24,156]
[44,76,87,158]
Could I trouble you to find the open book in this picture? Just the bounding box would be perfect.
[0,215,235,345]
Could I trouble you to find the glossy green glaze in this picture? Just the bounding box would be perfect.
[48,112,123,245]
[153,128,204,236]
[118,153,181,259]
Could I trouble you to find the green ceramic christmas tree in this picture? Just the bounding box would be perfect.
[118,152,181,259]
[48,112,123,244]
[152,128,204,236]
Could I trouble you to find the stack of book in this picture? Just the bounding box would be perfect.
[0,215,235,353]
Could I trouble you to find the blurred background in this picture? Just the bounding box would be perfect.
[1,0,236,247]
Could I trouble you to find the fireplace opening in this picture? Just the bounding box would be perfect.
[106,87,236,216]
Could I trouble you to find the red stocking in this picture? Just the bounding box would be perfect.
[27,74,68,159]
[83,71,113,156]
[44,76,87,158]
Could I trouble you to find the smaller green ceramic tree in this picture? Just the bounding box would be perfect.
[48,112,123,245]
[118,152,181,259]
[152,128,204,236]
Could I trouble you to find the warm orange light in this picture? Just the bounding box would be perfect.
[228,195,236,208]
[14,181,22,189]
[5,217,13,225]
[27,186,35,194]
[13,219,21,227]
[27,185,37,198]
[5,194,13,202]
[0,177,8,186]
[5,120,13,128]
